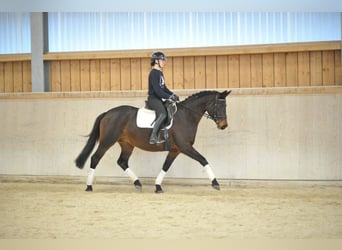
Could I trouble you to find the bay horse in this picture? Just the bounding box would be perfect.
[75,90,231,193]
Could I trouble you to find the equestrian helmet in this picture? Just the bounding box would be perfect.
[151,51,167,66]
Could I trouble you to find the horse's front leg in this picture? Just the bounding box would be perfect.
[155,150,180,193]
[180,145,220,190]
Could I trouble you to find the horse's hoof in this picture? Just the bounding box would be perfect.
[134,180,142,191]
[85,185,93,192]
[211,179,220,191]
[155,184,164,193]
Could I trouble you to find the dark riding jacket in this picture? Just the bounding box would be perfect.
[148,69,173,100]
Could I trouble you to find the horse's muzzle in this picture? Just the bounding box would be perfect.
[217,120,228,130]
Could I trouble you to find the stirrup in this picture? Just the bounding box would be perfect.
[150,139,165,144]
[157,132,165,143]
[149,133,165,144]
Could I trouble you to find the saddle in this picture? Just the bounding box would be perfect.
[136,108,173,129]
[136,100,177,149]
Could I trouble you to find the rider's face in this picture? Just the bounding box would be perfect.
[157,59,166,68]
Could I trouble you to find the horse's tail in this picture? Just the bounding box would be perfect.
[75,112,107,169]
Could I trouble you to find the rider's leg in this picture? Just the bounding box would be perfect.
[149,113,166,144]
[147,96,168,144]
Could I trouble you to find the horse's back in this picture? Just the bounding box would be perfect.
[107,105,138,111]
[106,105,138,115]
[101,105,138,123]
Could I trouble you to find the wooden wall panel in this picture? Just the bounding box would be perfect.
[141,58,150,90]
[205,56,217,89]
[163,58,173,89]
[228,55,240,88]
[262,54,274,87]
[0,63,4,92]
[1,42,341,93]
[335,50,341,85]
[50,61,61,91]
[322,51,335,86]
[217,56,228,89]
[298,52,310,86]
[13,62,23,92]
[183,56,195,89]
[22,61,31,92]
[80,60,90,91]
[194,56,206,89]
[120,59,131,90]
[4,62,14,92]
[70,60,80,91]
[130,58,142,90]
[61,61,71,91]
[251,54,263,88]
[173,57,184,89]
[240,55,251,88]
[310,51,323,86]
[286,52,298,87]
[90,60,100,91]
[46,48,339,92]
[110,59,121,90]
[274,53,286,87]
[100,59,110,91]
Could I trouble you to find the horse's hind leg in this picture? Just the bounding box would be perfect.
[85,144,111,191]
[86,124,122,191]
[117,142,142,191]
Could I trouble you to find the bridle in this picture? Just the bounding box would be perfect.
[208,97,227,122]
[177,95,227,123]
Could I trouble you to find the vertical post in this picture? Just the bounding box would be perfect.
[31,12,49,92]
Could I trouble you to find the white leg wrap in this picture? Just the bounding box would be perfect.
[125,168,138,182]
[155,170,166,185]
[204,165,216,181]
[87,168,95,186]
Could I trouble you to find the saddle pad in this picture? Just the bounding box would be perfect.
[136,108,173,129]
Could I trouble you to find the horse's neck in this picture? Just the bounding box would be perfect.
[189,98,207,112]
[180,97,209,118]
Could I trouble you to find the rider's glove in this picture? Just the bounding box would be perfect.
[169,94,180,102]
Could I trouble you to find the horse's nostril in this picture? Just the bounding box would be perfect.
[217,120,228,130]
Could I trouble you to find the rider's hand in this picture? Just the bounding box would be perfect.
[170,94,179,102]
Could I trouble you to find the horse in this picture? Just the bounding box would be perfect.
[75,90,231,193]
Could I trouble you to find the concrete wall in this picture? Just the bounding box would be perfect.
[0,89,341,180]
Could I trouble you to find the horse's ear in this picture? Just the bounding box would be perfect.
[221,90,232,98]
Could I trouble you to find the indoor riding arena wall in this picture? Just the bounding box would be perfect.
[0,88,341,180]
[0,41,341,181]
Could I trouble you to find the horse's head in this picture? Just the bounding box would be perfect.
[206,90,231,130]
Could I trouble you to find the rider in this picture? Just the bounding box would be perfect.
[147,51,179,144]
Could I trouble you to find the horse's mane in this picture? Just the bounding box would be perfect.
[180,90,219,104]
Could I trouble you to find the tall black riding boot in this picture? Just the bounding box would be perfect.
[149,113,166,144]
